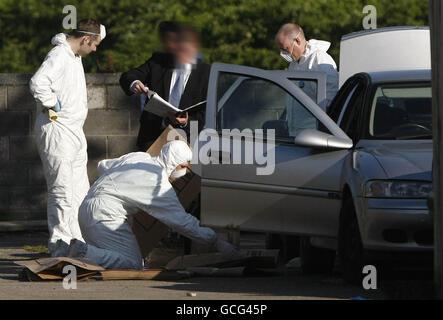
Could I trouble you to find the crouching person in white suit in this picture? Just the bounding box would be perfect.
[68,140,239,269]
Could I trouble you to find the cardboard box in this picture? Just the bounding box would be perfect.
[132,126,201,258]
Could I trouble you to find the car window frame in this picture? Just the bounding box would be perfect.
[206,63,352,146]
[327,74,369,144]
[327,76,360,122]
[339,80,368,142]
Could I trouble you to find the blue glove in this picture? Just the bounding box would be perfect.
[52,100,62,112]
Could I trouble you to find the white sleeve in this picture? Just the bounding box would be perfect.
[29,50,65,108]
[314,53,339,106]
[138,185,217,246]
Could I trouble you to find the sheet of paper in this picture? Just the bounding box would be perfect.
[144,91,206,117]
[144,92,181,118]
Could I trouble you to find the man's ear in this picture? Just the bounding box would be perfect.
[80,35,90,46]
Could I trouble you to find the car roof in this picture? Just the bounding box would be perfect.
[341,26,429,41]
[362,69,431,84]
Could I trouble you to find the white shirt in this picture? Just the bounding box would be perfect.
[169,62,193,96]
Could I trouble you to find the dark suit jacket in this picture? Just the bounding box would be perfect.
[120,52,210,151]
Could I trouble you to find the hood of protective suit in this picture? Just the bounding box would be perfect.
[289,39,338,107]
[31,31,88,128]
[302,39,331,59]
[51,33,75,57]
[155,141,192,177]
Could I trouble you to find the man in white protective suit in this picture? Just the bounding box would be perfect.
[275,23,339,136]
[67,140,240,270]
[276,23,339,106]
[29,19,106,256]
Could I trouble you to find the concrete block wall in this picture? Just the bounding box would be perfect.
[0,73,142,223]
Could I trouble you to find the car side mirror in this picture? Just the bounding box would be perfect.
[293,129,353,150]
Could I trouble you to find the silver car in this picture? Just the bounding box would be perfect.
[197,63,433,283]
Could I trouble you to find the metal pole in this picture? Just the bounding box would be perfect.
[430,0,443,299]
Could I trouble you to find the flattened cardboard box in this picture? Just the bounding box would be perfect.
[15,257,104,281]
[15,257,188,281]
[132,125,201,258]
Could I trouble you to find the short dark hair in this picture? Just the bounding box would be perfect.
[71,19,101,40]
[158,21,179,40]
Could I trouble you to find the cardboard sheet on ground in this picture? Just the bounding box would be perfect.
[15,257,104,281]
[165,249,280,270]
[15,249,280,281]
[15,257,188,281]
[132,125,201,258]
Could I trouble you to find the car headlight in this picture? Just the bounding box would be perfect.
[364,180,433,199]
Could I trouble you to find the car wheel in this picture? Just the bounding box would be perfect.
[299,236,336,274]
[338,197,365,285]
[265,233,300,263]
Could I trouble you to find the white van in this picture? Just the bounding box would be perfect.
[339,26,431,87]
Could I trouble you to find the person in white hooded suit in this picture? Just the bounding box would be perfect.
[276,23,339,106]
[275,23,339,137]
[69,140,239,270]
[29,19,106,256]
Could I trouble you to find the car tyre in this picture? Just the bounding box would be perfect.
[338,197,365,285]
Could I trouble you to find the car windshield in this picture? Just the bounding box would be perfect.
[368,84,432,140]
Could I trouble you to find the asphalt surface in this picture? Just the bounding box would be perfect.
[0,231,433,300]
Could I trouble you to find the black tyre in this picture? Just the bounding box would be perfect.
[299,236,336,274]
[338,197,365,285]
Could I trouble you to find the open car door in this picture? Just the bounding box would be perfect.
[198,63,352,238]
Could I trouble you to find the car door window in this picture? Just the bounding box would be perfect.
[216,72,318,139]
[328,78,359,123]
[290,79,318,104]
[337,85,358,125]
[340,84,365,141]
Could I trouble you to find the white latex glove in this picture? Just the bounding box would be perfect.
[215,239,243,260]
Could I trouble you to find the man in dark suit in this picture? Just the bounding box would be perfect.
[120,26,210,151]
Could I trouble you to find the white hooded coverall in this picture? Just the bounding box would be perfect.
[77,141,217,270]
[29,33,89,254]
[287,39,339,136]
[289,39,339,106]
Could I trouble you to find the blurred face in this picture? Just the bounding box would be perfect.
[175,37,198,64]
[78,36,101,57]
[162,31,178,53]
